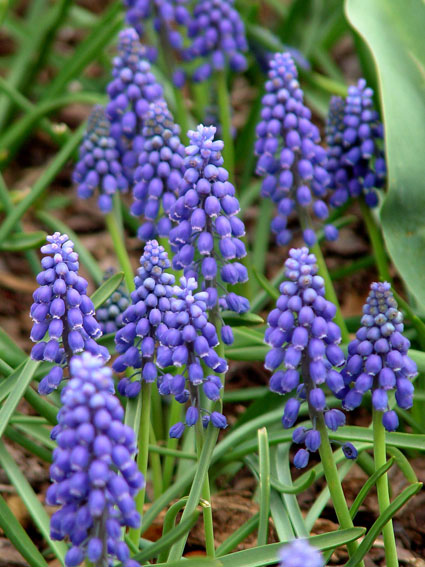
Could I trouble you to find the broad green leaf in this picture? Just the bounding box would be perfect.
[222,311,264,327]
[0,325,26,367]
[345,483,422,566]
[252,266,280,302]
[257,428,271,546]
[91,271,124,310]
[132,510,200,563]
[350,458,395,520]
[345,0,425,306]
[0,493,49,567]
[331,426,425,451]
[0,440,67,562]
[218,529,365,567]
[0,230,46,251]
[0,358,39,439]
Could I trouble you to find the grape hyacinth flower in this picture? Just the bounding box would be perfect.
[106,28,164,183]
[123,0,190,86]
[113,240,175,397]
[169,124,249,322]
[326,79,386,207]
[47,353,143,567]
[30,233,109,395]
[72,106,128,213]
[96,270,130,336]
[131,100,185,241]
[255,52,337,247]
[159,276,228,437]
[279,539,324,567]
[264,247,352,468]
[342,282,417,431]
[185,0,248,82]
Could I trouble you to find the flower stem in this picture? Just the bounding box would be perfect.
[359,197,391,282]
[129,381,152,547]
[215,70,235,183]
[316,416,363,563]
[311,240,350,343]
[105,195,135,293]
[373,408,399,567]
[194,421,215,557]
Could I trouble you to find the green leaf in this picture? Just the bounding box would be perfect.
[257,428,271,546]
[131,510,200,563]
[331,426,425,451]
[222,311,264,327]
[0,440,67,562]
[350,458,395,520]
[252,266,280,301]
[218,529,365,567]
[91,271,124,310]
[0,358,39,439]
[0,325,26,367]
[345,0,425,307]
[156,560,221,567]
[345,483,422,566]
[0,230,46,251]
[0,493,49,567]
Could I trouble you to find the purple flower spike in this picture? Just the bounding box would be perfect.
[73,106,129,213]
[185,0,248,82]
[123,1,190,85]
[107,28,164,183]
[169,124,249,320]
[326,79,386,207]
[162,276,227,436]
[264,247,348,467]
[279,539,324,567]
[31,233,109,395]
[342,282,417,430]
[113,240,175,396]
[48,353,143,567]
[131,100,185,241]
[255,52,337,247]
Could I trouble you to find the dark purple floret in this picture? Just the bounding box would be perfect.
[169,124,249,320]
[131,100,185,241]
[73,106,129,213]
[30,233,109,395]
[159,276,228,436]
[47,353,143,567]
[255,52,337,247]
[96,269,130,336]
[326,79,386,207]
[264,247,348,468]
[342,282,417,430]
[106,28,164,183]
[184,0,247,82]
[113,240,175,397]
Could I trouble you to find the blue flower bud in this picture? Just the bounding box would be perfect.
[294,448,310,469]
[342,442,358,460]
[256,53,337,247]
[279,539,324,567]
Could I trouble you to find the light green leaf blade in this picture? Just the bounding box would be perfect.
[0,493,49,567]
[0,440,67,562]
[91,271,124,311]
[346,0,425,306]
[0,230,47,251]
